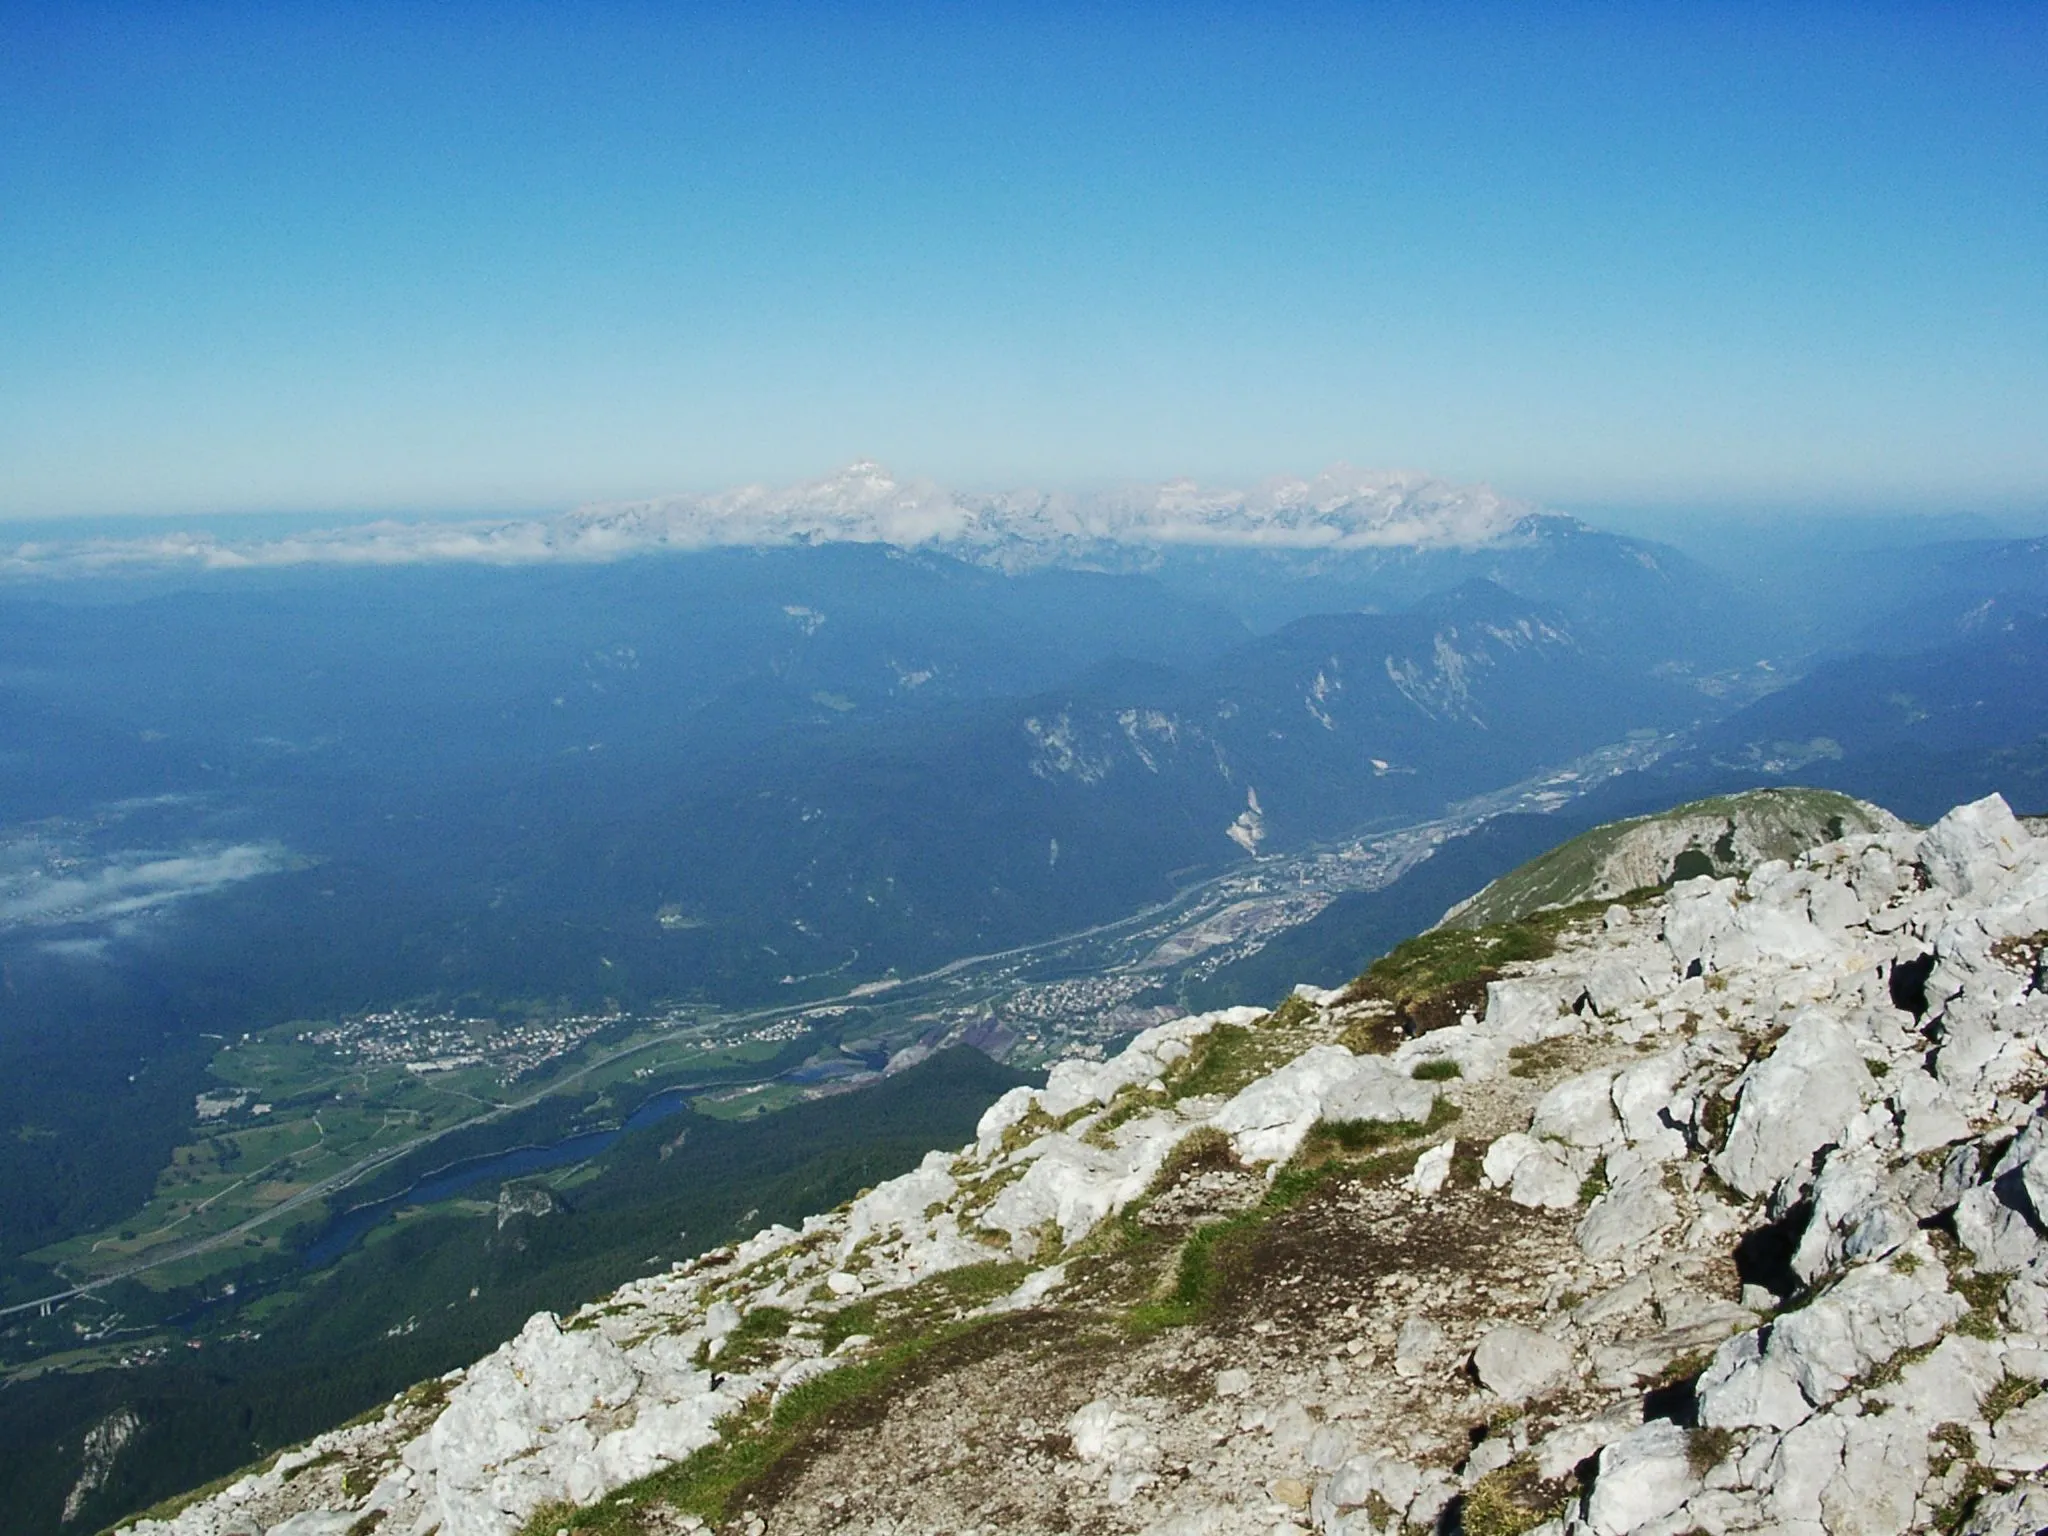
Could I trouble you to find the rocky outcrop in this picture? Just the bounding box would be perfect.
[119,793,2048,1536]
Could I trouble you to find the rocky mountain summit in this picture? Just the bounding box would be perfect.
[119,793,2048,1536]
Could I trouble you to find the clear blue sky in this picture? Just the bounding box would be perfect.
[2,3,2043,518]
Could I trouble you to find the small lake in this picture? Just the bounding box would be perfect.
[297,1084,703,1269]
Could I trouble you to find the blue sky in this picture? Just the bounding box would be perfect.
[2,3,2043,518]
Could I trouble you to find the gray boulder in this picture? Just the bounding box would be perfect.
[1581,1419,1698,1536]
[1757,1411,1929,1534]
[1920,793,2033,897]
[1958,1182,2048,1274]
[1483,1133,1587,1211]
[1472,1324,1574,1403]
[1576,1167,1677,1262]
[1988,1395,2048,1475]
[1714,1011,1875,1198]
[1790,1145,1911,1284]
[1699,1244,1965,1426]
[1530,1069,1620,1149]
[1319,1057,1438,1128]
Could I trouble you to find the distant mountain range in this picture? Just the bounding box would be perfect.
[1,462,1536,576]
[5,462,1782,680]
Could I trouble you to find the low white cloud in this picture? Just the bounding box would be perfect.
[0,843,291,931]
[1,462,1538,578]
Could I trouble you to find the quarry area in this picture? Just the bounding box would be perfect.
[116,793,2048,1536]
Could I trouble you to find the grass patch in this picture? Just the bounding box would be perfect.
[1983,1372,2041,1424]
[1507,1038,1577,1080]
[1340,921,1550,1036]
[1141,1127,1239,1197]
[1655,1349,1712,1390]
[281,1449,340,1482]
[1266,993,1317,1030]
[1459,1456,1571,1536]
[1337,1007,1404,1055]
[1698,1091,1735,1152]
[1411,1059,1462,1081]
[1953,1269,2011,1341]
[1299,1100,1461,1163]
[1929,1421,1977,1477]
[1125,1107,1457,1334]
[1687,1425,1734,1477]
[1860,1339,1935,1390]
[1081,1084,1171,1148]
[817,1260,1031,1354]
[1168,1015,1320,1104]
[705,1305,794,1371]
[1934,1466,1997,1535]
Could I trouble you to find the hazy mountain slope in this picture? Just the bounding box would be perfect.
[134,579,1689,1018]
[0,548,1250,1028]
[1846,534,2048,656]
[1132,515,1766,666]
[1560,612,2048,828]
[590,582,1697,993]
[0,547,1252,808]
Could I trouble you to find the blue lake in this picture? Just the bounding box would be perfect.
[298,1085,701,1269]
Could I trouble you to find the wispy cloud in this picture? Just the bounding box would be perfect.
[0,843,291,931]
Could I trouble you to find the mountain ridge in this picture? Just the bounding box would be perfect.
[107,791,2048,1536]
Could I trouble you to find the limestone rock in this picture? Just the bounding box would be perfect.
[1921,794,2034,898]
[1790,1144,1911,1284]
[1962,1478,2048,1536]
[1210,1044,1372,1165]
[1484,1132,1586,1211]
[1394,1315,1445,1378]
[1408,1139,1455,1196]
[1531,1068,1620,1149]
[1576,1167,1678,1261]
[1714,1011,1876,1198]
[1581,1419,1698,1536]
[1757,1411,1929,1534]
[1988,1395,2048,1474]
[1472,1324,1574,1403]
